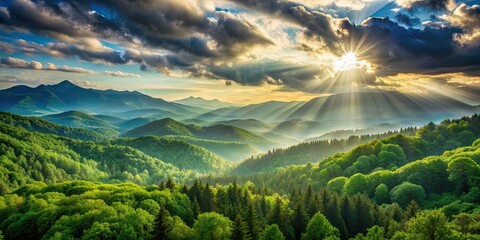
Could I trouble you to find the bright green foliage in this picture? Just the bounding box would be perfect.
[168,216,194,240]
[344,174,367,195]
[327,177,348,194]
[233,128,417,175]
[260,225,285,240]
[302,212,340,240]
[374,184,389,204]
[113,136,231,172]
[0,112,109,141]
[352,226,386,240]
[405,210,454,240]
[193,212,232,240]
[447,157,480,193]
[0,122,190,190]
[390,182,426,207]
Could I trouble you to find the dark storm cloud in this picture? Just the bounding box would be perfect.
[340,17,480,76]
[394,13,421,27]
[396,0,455,10]
[0,0,274,63]
[230,0,342,52]
[209,60,310,86]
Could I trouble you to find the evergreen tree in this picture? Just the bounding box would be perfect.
[268,197,284,227]
[245,200,262,240]
[159,181,166,190]
[231,214,251,240]
[153,205,173,240]
[340,195,357,237]
[403,200,420,222]
[166,176,175,191]
[291,202,308,240]
[202,183,216,212]
[192,197,201,219]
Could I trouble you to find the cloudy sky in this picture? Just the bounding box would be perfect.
[0,0,479,104]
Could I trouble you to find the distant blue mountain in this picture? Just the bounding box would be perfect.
[0,80,205,116]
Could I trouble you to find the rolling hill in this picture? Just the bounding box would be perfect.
[113,136,231,172]
[123,118,277,150]
[42,110,118,130]
[0,111,111,141]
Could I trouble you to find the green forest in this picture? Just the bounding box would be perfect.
[1,112,480,239]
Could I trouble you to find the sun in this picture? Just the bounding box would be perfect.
[333,52,359,72]
[333,52,373,73]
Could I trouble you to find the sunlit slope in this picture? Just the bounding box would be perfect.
[211,114,480,195]
[232,127,417,175]
[123,118,277,150]
[42,110,117,129]
[0,123,187,191]
[0,111,110,141]
[113,136,231,172]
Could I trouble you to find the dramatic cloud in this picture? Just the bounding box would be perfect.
[228,0,343,53]
[442,4,480,45]
[339,16,480,76]
[394,13,421,27]
[0,0,479,94]
[395,0,456,10]
[104,71,140,78]
[0,57,95,73]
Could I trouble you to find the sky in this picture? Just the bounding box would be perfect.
[0,0,479,104]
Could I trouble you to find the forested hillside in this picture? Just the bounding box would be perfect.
[212,115,480,194]
[113,136,231,172]
[0,123,189,193]
[123,118,277,150]
[0,112,110,141]
[1,113,480,239]
[233,127,418,174]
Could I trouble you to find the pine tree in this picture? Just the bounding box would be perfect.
[166,176,175,191]
[159,181,165,190]
[202,183,216,212]
[403,200,420,221]
[340,195,357,237]
[231,214,251,240]
[325,194,348,238]
[153,205,173,240]
[268,197,284,226]
[245,200,262,240]
[291,202,308,240]
[192,197,201,219]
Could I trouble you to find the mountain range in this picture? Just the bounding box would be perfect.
[174,96,237,110]
[1,80,478,141]
[0,80,204,116]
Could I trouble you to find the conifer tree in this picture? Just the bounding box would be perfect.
[403,200,420,221]
[166,176,175,191]
[231,214,251,240]
[291,202,308,240]
[245,200,262,240]
[153,205,173,240]
[192,197,201,219]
